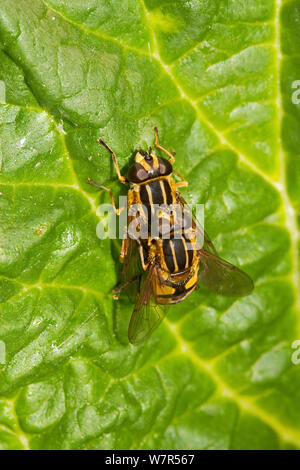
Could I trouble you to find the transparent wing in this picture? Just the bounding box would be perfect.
[176,193,217,255]
[176,193,253,296]
[128,264,168,345]
[121,237,140,279]
[118,237,143,303]
[199,249,254,297]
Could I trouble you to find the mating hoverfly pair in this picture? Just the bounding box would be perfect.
[88,128,254,345]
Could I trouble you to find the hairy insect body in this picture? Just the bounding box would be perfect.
[88,128,254,344]
[138,177,175,207]
[129,175,176,234]
[127,172,200,305]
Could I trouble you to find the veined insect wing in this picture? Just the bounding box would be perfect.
[198,249,254,297]
[128,264,168,345]
[176,194,253,297]
[117,237,143,303]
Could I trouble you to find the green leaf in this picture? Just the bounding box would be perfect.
[0,0,299,450]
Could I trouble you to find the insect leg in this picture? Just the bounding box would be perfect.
[98,138,128,184]
[138,243,150,271]
[153,127,175,164]
[87,179,125,215]
[173,169,188,188]
[120,238,128,262]
[112,275,139,300]
[176,181,188,188]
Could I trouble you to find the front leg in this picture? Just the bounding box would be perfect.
[112,275,140,299]
[87,179,126,215]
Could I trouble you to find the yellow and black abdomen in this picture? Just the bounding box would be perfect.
[154,259,199,304]
[152,231,198,304]
[162,236,194,274]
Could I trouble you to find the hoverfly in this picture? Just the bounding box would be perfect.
[88,128,254,345]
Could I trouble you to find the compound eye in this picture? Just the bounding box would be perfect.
[136,167,148,180]
[128,163,148,182]
[159,158,172,175]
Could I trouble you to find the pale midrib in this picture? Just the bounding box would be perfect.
[275,0,300,317]
[140,3,280,187]
[0,423,29,450]
[139,0,300,447]
[0,401,30,450]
